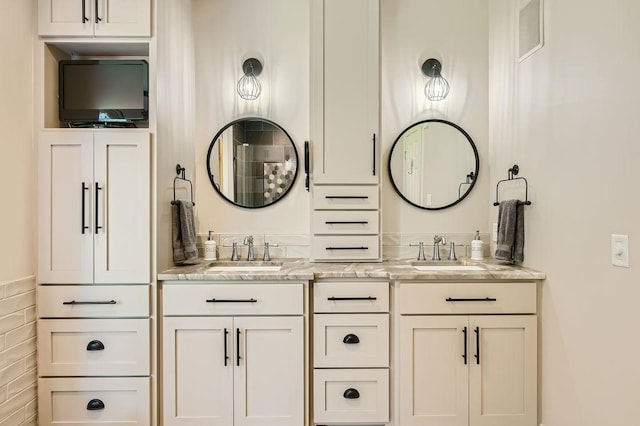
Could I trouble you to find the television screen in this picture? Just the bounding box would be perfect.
[59,59,149,124]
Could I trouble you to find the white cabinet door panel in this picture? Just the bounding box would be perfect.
[38,0,94,36]
[94,0,150,37]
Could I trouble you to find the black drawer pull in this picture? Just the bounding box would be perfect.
[325,221,369,225]
[206,298,257,303]
[325,196,369,199]
[343,388,360,399]
[445,297,497,302]
[328,296,377,301]
[462,327,468,365]
[87,399,105,410]
[325,247,369,250]
[86,340,105,351]
[343,334,360,344]
[474,326,480,365]
[63,300,117,305]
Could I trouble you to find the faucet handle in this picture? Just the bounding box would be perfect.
[263,241,279,261]
[230,242,239,261]
[448,241,457,261]
[409,242,426,261]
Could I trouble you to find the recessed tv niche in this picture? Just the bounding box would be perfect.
[58,59,149,125]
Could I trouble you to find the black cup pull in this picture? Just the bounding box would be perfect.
[343,334,360,344]
[86,340,105,351]
[343,388,360,399]
[87,399,105,410]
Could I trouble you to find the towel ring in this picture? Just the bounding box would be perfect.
[493,164,532,206]
[171,164,195,206]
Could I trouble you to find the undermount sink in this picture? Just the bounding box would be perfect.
[206,261,283,273]
[413,265,485,271]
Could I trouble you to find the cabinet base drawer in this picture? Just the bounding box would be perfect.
[314,281,389,313]
[313,185,379,210]
[313,210,379,234]
[314,368,389,424]
[38,377,150,426]
[38,318,150,376]
[314,314,389,368]
[311,235,380,261]
[38,285,149,318]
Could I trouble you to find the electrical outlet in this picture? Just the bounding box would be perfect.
[611,234,629,268]
[492,223,498,242]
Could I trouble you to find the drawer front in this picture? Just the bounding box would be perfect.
[38,377,150,426]
[399,282,537,314]
[311,235,380,261]
[314,314,389,368]
[314,368,389,424]
[312,210,379,234]
[38,285,149,318]
[38,319,150,377]
[313,185,379,210]
[314,281,389,313]
[163,283,303,316]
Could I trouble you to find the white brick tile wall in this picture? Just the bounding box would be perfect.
[0,277,36,425]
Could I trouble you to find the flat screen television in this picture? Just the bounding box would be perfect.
[58,59,149,124]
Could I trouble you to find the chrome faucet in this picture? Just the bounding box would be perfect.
[409,242,426,261]
[263,241,280,261]
[244,236,255,261]
[432,235,446,261]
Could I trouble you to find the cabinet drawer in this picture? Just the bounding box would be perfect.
[314,281,389,313]
[38,319,150,377]
[38,285,149,318]
[399,282,537,314]
[312,210,379,234]
[314,314,389,368]
[311,235,380,261]
[38,377,150,426]
[314,368,389,424]
[163,283,303,316]
[313,185,379,210]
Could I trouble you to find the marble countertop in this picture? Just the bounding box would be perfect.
[158,258,546,282]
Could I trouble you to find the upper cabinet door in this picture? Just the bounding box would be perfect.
[38,0,150,37]
[38,131,95,284]
[93,131,150,284]
[311,0,380,184]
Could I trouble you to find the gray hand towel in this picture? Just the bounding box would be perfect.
[495,199,525,263]
[172,200,199,265]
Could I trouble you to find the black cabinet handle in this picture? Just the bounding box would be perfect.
[223,328,229,366]
[474,326,480,365]
[325,221,369,225]
[343,334,360,344]
[81,183,89,234]
[95,0,102,23]
[304,141,310,192]
[462,327,468,365]
[343,388,360,399]
[87,399,105,410]
[325,195,369,199]
[327,296,377,301]
[372,133,376,176]
[206,298,257,303]
[94,183,103,234]
[325,247,368,251]
[81,0,88,23]
[236,328,241,367]
[63,300,117,305]
[445,297,497,302]
[86,340,105,351]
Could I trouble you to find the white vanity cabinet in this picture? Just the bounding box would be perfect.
[37,130,150,284]
[310,0,381,261]
[38,0,150,37]
[313,281,389,424]
[398,282,538,426]
[162,282,305,426]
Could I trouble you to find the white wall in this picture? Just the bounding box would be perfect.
[381,0,490,235]
[192,0,310,235]
[489,0,640,424]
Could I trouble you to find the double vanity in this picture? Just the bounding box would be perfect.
[158,258,544,426]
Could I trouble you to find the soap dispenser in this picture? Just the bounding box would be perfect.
[204,231,217,261]
[471,230,484,261]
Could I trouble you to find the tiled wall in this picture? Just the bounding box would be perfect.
[0,277,37,425]
[198,232,490,262]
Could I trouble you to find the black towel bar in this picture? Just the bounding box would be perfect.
[493,164,532,206]
[171,164,195,206]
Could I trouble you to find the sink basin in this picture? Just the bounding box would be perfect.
[206,261,283,273]
[413,265,485,271]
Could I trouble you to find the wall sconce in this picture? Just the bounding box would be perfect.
[421,58,450,101]
[237,58,263,100]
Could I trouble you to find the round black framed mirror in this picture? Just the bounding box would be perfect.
[388,119,479,210]
[206,118,299,209]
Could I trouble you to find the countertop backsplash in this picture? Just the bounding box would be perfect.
[196,232,490,262]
